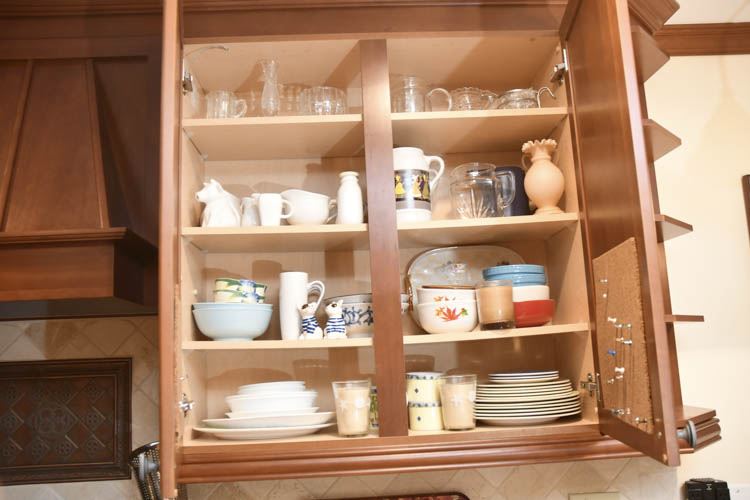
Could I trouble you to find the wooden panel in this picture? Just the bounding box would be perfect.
[391,109,568,155]
[643,118,681,163]
[655,22,750,56]
[0,61,30,223]
[0,241,114,301]
[2,59,108,231]
[183,115,364,161]
[159,0,182,496]
[562,0,679,465]
[665,314,704,323]
[93,55,160,244]
[402,323,589,345]
[0,358,131,485]
[655,214,692,242]
[631,25,668,82]
[360,39,408,437]
[627,0,679,34]
[744,175,750,237]
[183,339,372,350]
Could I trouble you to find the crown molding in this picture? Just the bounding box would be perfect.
[628,0,679,34]
[655,22,750,56]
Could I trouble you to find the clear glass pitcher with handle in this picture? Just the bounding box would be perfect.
[391,76,452,112]
[450,163,516,218]
[450,87,498,111]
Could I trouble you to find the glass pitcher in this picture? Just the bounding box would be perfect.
[391,76,452,112]
[450,163,516,219]
[450,87,498,111]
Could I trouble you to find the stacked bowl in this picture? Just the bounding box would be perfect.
[194,381,335,440]
[192,277,273,341]
[325,293,410,338]
[482,264,554,328]
[415,286,478,334]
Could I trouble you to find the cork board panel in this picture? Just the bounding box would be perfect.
[0,358,132,485]
[593,237,654,433]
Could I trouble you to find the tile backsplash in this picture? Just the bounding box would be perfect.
[0,317,678,500]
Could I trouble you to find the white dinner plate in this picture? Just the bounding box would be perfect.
[204,411,334,429]
[474,391,580,403]
[194,423,335,440]
[488,376,560,384]
[474,403,582,416]
[473,400,582,411]
[477,386,572,394]
[226,407,319,419]
[477,410,582,426]
[483,379,571,388]
[238,381,306,395]
[489,371,558,377]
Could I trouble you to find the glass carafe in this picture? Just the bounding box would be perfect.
[391,76,452,112]
[450,163,516,219]
[260,59,280,116]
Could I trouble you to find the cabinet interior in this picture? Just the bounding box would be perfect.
[176,32,600,451]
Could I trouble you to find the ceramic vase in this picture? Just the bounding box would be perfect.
[521,139,564,215]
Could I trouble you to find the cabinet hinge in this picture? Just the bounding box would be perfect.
[550,48,569,84]
[178,394,194,417]
[580,373,601,402]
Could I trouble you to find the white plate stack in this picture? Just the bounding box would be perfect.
[474,371,582,426]
[194,381,335,440]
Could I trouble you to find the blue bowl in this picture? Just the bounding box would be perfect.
[482,264,545,277]
[484,274,547,287]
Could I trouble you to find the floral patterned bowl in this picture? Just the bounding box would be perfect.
[416,300,478,334]
[326,294,410,337]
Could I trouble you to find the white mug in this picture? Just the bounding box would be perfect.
[279,272,326,340]
[240,194,261,226]
[258,193,294,226]
[281,189,336,225]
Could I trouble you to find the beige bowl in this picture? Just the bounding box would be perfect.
[416,300,478,334]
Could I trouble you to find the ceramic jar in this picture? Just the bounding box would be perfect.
[336,171,364,224]
[406,372,443,403]
[521,139,564,215]
[393,147,445,223]
[408,402,444,431]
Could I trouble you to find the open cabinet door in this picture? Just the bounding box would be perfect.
[159,0,182,496]
[561,0,680,465]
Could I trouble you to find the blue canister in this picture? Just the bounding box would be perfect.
[482,264,545,277]
[495,166,529,216]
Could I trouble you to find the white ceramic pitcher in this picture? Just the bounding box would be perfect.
[393,147,445,223]
[279,272,326,340]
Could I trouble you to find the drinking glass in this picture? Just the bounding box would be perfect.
[476,279,515,330]
[278,84,308,116]
[332,380,371,437]
[299,86,347,115]
[205,90,247,118]
[439,374,477,430]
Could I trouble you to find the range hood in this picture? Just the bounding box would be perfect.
[0,57,158,319]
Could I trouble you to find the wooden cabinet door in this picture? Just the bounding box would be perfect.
[561,0,680,465]
[159,0,182,496]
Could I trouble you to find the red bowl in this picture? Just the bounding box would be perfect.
[513,299,555,328]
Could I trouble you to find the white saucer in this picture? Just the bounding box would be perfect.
[477,410,582,426]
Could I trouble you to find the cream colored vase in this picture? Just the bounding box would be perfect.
[521,139,564,215]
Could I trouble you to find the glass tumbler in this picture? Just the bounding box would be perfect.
[390,75,452,113]
[299,86,347,115]
[439,374,477,430]
[332,380,371,437]
[476,279,515,330]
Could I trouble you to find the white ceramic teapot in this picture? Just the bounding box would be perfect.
[393,147,445,223]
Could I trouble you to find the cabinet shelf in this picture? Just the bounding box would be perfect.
[183,114,364,161]
[392,107,568,154]
[632,25,669,82]
[182,323,588,350]
[398,213,579,248]
[182,214,578,253]
[182,224,369,252]
[655,214,693,242]
[644,118,681,163]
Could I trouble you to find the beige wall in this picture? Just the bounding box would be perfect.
[2,55,748,500]
[645,54,750,484]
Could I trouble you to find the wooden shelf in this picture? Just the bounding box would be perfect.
[408,417,597,438]
[403,323,589,345]
[398,213,579,248]
[655,214,693,242]
[183,114,364,161]
[182,224,368,252]
[391,108,568,154]
[632,25,669,82]
[183,338,372,350]
[666,314,704,323]
[643,118,681,163]
[184,323,588,350]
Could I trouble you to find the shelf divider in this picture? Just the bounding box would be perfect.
[655,214,693,242]
[665,314,704,323]
[643,118,681,163]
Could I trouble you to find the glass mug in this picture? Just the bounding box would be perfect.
[391,75,452,113]
[298,86,347,115]
[205,90,248,118]
[332,380,371,437]
[450,87,498,111]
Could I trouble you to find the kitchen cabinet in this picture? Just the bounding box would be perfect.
[158,0,720,497]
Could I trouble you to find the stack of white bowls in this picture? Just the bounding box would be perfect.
[193,381,335,440]
[415,286,478,334]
